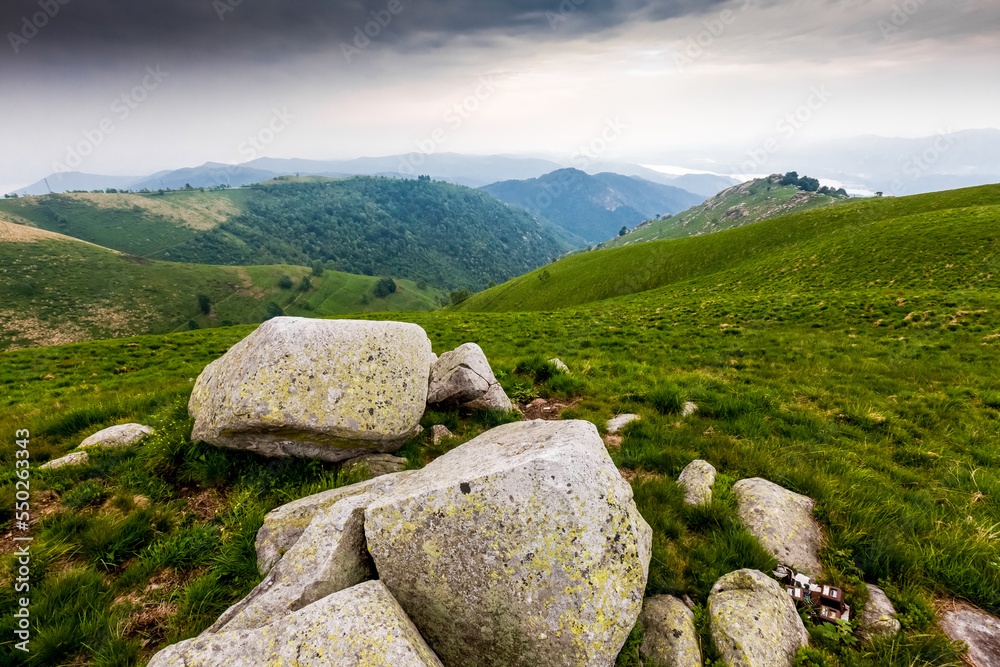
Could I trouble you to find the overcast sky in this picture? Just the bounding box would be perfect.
[2,0,998,191]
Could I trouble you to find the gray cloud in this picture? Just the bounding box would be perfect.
[1,0,730,66]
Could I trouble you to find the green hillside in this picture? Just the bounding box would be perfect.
[0,230,439,350]
[0,189,249,258]
[597,174,849,251]
[1,177,571,291]
[458,184,1000,312]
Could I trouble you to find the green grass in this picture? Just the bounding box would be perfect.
[2,184,997,665]
[0,237,440,350]
[458,184,1000,312]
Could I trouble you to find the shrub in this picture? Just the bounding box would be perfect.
[278,275,294,290]
[265,302,284,320]
[197,293,211,315]
[373,277,397,299]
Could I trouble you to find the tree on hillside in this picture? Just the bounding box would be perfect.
[300,276,312,291]
[265,302,284,320]
[780,172,800,186]
[798,177,820,192]
[311,260,325,277]
[373,277,397,298]
[197,294,211,315]
[278,275,294,289]
[619,226,628,237]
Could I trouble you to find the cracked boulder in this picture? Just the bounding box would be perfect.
[147,580,443,667]
[209,495,375,633]
[427,342,512,411]
[639,595,701,667]
[709,569,808,667]
[255,472,414,576]
[733,478,823,576]
[364,419,652,667]
[188,317,432,463]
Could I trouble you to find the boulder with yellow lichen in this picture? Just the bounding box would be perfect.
[188,317,431,462]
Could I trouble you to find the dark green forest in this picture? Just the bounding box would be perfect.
[157,177,571,290]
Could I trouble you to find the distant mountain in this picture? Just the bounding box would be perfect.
[597,173,850,251]
[129,163,280,191]
[0,177,572,291]
[481,169,704,245]
[13,171,141,196]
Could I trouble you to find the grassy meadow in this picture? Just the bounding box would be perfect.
[0,236,440,350]
[0,184,998,665]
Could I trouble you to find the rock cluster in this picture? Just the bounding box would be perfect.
[151,416,651,667]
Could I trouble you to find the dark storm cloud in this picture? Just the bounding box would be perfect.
[2,0,728,64]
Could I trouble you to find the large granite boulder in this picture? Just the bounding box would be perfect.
[147,580,443,667]
[80,424,152,449]
[255,472,414,576]
[188,317,432,462]
[364,419,652,667]
[210,495,374,633]
[733,478,823,576]
[940,606,1000,667]
[858,584,900,641]
[709,569,809,667]
[677,460,717,506]
[639,595,701,667]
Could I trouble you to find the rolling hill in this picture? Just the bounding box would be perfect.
[597,174,850,251]
[0,177,572,290]
[0,224,440,350]
[481,169,704,245]
[457,183,1000,312]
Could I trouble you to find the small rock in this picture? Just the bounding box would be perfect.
[43,374,55,381]
[40,451,89,469]
[80,424,153,449]
[133,495,150,509]
[709,569,808,667]
[681,402,698,417]
[549,358,570,374]
[639,595,701,667]
[859,584,901,640]
[940,606,1000,667]
[430,425,453,445]
[342,454,407,479]
[677,460,717,506]
[607,414,641,434]
[733,478,823,576]
[147,580,443,667]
